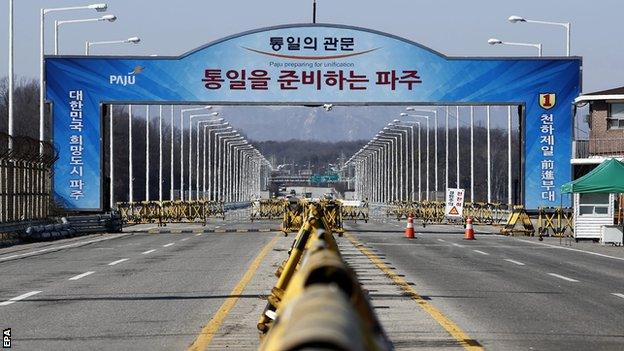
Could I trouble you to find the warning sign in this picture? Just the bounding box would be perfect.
[445,188,465,218]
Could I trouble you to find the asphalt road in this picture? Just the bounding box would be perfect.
[346,219,624,351]
[0,219,280,350]
[2,213,624,350]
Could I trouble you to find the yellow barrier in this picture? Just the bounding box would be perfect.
[116,200,225,226]
[340,200,369,223]
[537,207,574,237]
[258,202,390,350]
[500,205,535,236]
[386,201,511,225]
[251,199,286,221]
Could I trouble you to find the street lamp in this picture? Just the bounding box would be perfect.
[55,15,117,54]
[488,38,542,56]
[40,3,109,154]
[85,36,140,55]
[406,107,439,198]
[396,119,422,201]
[179,106,212,200]
[188,112,220,200]
[508,15,570,56]
[400,112,430,200]
[198,119,226,199]
[202,122,230,200]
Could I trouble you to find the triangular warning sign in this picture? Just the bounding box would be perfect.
[449,206,459,215]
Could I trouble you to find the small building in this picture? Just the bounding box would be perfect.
[571,86,624,240]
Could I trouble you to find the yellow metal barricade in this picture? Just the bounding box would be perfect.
[116,200,225,225]
[500,205,535,236]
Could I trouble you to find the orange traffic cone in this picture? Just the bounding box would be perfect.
[464,217,475,240]
[404,214,415,239]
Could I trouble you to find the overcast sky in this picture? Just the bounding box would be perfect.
[1,0,623,92]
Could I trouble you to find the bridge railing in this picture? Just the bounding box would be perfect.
[0,133,58,224]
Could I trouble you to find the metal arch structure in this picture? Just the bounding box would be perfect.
[45,23,581,211]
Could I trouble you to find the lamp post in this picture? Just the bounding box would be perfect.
[85,36,140,55]
[378,132,400,201]
[226,139,246,202]
[40,3,108,154]
[388,122,411,201]
[169,105,174,201]
[8,0,14,147]
[456,106,460,188]
[488,38,542,56]
[401,112,430,200]
[487,106,492,203]
[215,131,239,201]
[179,106,212,200]
[407,108,439,198]
[188,112,219,200]
[128,105,134,202]
[395,121,421,201]
[212,129,236,201]
[55,15,116,54]
[508,15,570,56]
[145,106,150,201]
[199,120,227,199]
[203,123,230,200]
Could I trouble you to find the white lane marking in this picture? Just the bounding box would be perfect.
[451,243,464,248]
[516,238,624,262]
[504,259,526,266]
[163,243,175,247]
[180,238,189,242]
[547,273,579,282]
[0,290,42,306]
[437,239,447,243]
[142,249,156,255]
[195,233,203,236]
[108,258,129,266]
[611,293,624,299]
[68,271,95,281]
[0,235,128,262]
[473,250,489,255]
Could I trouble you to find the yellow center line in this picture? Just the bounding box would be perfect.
[187,234,280,351]
[344,232,484,351]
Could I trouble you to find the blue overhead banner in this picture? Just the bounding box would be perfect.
[46,23,581,210]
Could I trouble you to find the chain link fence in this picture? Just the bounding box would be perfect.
[0,132,58,223]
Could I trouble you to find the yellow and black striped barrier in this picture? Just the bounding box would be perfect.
[386,201,511,225]
[116,200,225,226]
[258,202,391,351]
[250,199,287,221]
[537,206,574,237]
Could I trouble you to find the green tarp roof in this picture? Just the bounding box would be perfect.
[561,158,624,193]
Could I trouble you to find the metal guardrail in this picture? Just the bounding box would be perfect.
[116,200,225,226]
[258,202,391,350]
[0,132,58,224]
